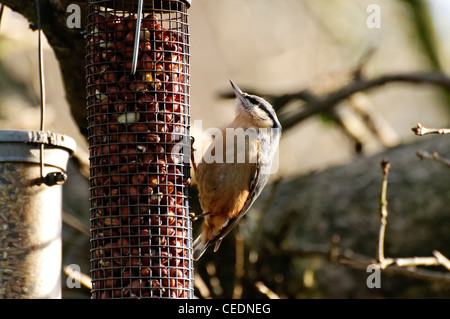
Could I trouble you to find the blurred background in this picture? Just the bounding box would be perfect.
[0,0,449,298]
[1,0,449,175]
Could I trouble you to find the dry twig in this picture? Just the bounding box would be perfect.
[375,160,450,272]
[193,272,211,299]
[286,245,450,284]
[271,72,450,131]
[433,251,450,272]
[416,150,450,168]
[411,123,450,136]
[284,159,450,284]
[255,281,280,299]
[63,264,92,290]
[412,123,450,168]
[377,160,390,268]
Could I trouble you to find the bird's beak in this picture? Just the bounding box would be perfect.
[229,79,247,105]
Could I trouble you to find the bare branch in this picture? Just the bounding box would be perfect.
[63,264,92,290]
[193,272,211,299]
[255,281,280,299]
[347,93,401,148]
[285,245,450,284]
[378,159,390,268]
[375,160,450,272]
[433,250,450,272]
[225,70,450,135]
[412,123,450,136]
[62,210,89,236]
[384,256,439,268]
[284,158,450,285]
[416,150,450,168]
[280,72,450,131]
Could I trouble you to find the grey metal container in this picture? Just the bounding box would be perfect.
[0,130,76,299]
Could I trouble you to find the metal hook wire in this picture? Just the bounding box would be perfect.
[130,0,144,76]
[34,1,66,187]
[35,0,46,181]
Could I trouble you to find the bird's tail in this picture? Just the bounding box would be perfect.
[193,234,208,261]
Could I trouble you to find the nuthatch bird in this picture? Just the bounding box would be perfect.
[192,80,281,260]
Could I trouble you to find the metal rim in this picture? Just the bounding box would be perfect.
[0,130,77,154]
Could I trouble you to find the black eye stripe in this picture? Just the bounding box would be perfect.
[246,96,259,105]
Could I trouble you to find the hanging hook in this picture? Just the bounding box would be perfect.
[130,0,144,76]
[35,171,68,187]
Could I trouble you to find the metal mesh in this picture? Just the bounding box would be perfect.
[86,0,192,299]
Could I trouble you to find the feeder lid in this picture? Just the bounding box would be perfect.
[0,130,76,169]
[0,130,76,153]
[93,0,192,9]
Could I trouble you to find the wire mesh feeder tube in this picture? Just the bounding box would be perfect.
[86,0,192,298]
[0,130,76,299]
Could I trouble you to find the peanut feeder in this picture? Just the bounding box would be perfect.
[86,0,193,298]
